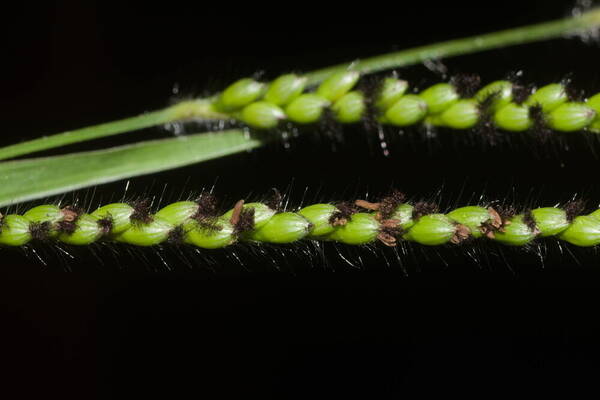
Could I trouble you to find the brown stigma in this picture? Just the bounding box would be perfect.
[130,199,153,224]
[329,202,360,226]
[377,190,406,220]
[412,201,439,220]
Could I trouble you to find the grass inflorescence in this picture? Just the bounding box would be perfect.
[1,8,599,162]
[213,71,600,138]
[2,190,600,252]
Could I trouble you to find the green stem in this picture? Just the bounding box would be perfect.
[1,8,599,161]
[0,99,227,161]
[304,8,600,85]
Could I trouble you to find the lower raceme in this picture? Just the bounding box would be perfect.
[1,192,599,248]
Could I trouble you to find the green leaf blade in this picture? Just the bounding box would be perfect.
[0,130,261,207]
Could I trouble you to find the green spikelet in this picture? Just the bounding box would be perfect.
[1,193,599,249]
[215,72,599,136]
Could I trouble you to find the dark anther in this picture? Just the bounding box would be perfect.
[229,199,256,234]
[355,199,380,211]
[230,199,245,226]
[377,231,398,247]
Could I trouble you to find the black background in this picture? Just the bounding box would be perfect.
[2,1,600,398]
